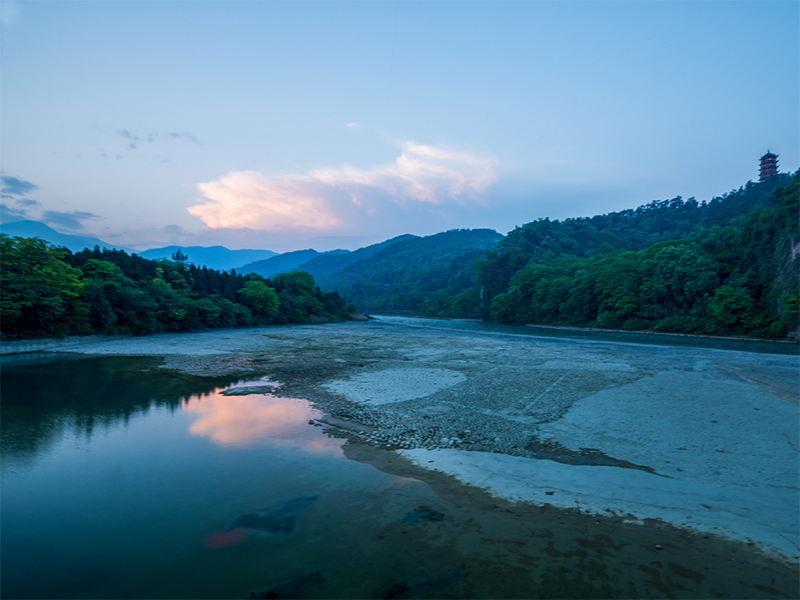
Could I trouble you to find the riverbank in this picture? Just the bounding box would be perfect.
[46,318,799,570]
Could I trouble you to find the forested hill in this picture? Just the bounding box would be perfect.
[317,229,503,315]
[295,234,417,282]
[471,173,798,338]
[0,241,352,339]
[475,173,793,303]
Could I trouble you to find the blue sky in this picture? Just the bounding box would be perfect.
[1,1,797,252]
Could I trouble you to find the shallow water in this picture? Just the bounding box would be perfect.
[1,354,796,599]
[374,315,799,356]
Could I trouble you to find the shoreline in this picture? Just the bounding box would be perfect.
[3,311,795,358]
[375,313,799,346]
[38,319,800,567]
[524,322,799,345]
[339,442,796,573]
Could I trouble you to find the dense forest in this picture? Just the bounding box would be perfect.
[316,229,503,315]
[0,242,352,338]
[308,173,798,338]
[451,173,797,338]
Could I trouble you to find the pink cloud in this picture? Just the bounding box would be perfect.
[187,142,496,234]
[185,391,345,456]
[190,171,340,231]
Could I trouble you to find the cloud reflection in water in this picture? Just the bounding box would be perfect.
[185,390,338,452]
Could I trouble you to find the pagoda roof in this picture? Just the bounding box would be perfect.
[760,151,778,159]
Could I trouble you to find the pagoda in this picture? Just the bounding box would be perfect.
[759,151,779,182]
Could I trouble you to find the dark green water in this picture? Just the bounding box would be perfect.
[1,353,796,599]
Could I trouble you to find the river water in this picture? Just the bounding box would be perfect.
[1,326,797,599]
[373,315,800,356]
[2,355,448,599]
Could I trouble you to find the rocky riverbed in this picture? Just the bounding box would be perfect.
[55,318,800,570]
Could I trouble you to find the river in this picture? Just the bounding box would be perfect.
[1,321,797,599]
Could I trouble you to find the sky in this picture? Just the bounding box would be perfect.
[1,1,798,253]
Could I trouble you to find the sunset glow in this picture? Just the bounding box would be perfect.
[188,142,495,236]
[186,392,321,448]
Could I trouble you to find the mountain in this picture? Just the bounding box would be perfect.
[295,234,417,281]
[319,228,504,313]
[138,246,277,272]
[474,173,795,303]
[477,172,799,337]
[239,248,349,278]
[0,220,133,254]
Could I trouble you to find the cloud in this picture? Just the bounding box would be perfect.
[163,131,200,144]
[0,203,29,222]
[192,171,341,232]
[185,391,329,449]
[1,176,38,196]
[188,141,496,234]
[116,129,139,149]
[118,129,201,150]
[345,122,361,129]
[41,210,101,231]
[314,142,495,205]
[165,224,185,237]
[164,224,186,244]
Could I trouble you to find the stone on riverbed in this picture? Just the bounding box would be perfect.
[227,496,318,535]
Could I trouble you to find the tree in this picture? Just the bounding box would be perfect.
[239,281,279,317]
[0,236,85,336]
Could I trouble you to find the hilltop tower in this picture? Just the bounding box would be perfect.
[759,151,779,182]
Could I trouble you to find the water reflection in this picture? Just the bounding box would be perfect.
[186,392,320,447]
[0,355,247,467]
[3,354,796,599]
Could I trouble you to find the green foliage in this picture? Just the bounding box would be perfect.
[708,285,758,329]
[0,236,86,336]
[475,174,792,303]
[1,239,347,339]
[469,172,799,338]
[239,281,279,316]
[270,271,327,323]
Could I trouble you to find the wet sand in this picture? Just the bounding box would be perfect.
[52,319,800,595]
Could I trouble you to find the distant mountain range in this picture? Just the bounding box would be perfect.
[138,246,277,272]
[293,235,417,281]
[0,220,134,254]
[239,248,350,278]
[238,234,417,280]
[0,220,280,271]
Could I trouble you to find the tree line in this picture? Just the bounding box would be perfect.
[314,172,797,338]
[0,242,352,338]
[3,172,796,340]
[458,173,797,337]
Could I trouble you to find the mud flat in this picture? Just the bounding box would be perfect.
[56,319,799,572]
